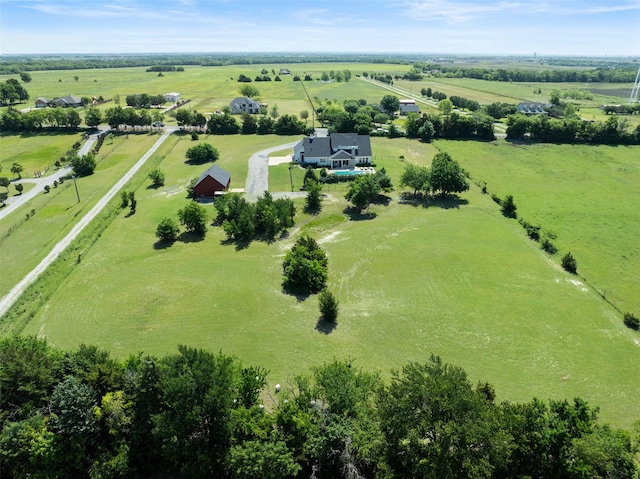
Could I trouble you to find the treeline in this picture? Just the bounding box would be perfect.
[405,111,496,141]
[125,93,166,108]
[145,65,184,72]
[0,78,29,105]
[410,62,638,83]
[506,113,640,144]
[0,335,637,479]
[0,107,81,131]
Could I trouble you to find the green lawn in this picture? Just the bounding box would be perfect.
[0,131,85,177]
[438,140,640,316]
[14,141,639,429]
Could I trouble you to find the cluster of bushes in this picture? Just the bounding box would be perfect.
[103,106,164,129]
[506,113,640,144]
[125,93,165,108]
[482,101,518,119]
[399,152,469,198]
[292,74,313,81]
[405,111,495,141]
[1,336,637,479]
[602,103,640,115]
[368,72,394,84]
[145,65,184,72]
[214,192,296,242]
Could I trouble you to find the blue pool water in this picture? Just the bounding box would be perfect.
[331,169,371,176]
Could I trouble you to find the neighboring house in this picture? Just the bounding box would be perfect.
[193,165,231,198]
[399,99,421,115]
[163,92,181,103]
[517,102,550,115]
[293,133,372,169]
[279,68,291,75]
[35,97,50,108]
[51,94,83,108]
[229,96,262,114]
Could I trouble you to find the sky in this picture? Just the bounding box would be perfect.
[1,0,639,57]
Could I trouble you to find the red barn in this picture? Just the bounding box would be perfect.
[193,165,231,198]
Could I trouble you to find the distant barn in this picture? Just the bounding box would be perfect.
[193,165,231,198]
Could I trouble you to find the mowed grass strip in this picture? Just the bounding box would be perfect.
[0,133,160,298]
[438,140,640,315]
[22,160,639,428]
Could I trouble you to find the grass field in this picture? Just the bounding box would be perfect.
[2,62,639,431]
[438,140,640,316]
[8,133,636,429]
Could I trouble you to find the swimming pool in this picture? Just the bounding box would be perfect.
[330,169,374,176]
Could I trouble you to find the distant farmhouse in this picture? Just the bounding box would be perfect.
[36,94,82,108]
[229,96,261,114]
[293,133,372,169]
[193,165,231,198]
[399,99,421,115]
[163,92,181,103]
[279,68,291,75]
[517,102,551,115]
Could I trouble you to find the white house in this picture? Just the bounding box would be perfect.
[163,92,181,103]
[229,96,261,114]
[293,133,372,169]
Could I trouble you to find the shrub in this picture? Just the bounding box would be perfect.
[623,312,639,330]
[282,236,328,295]
[501,194,517,218]
[491,193,501,205]
[319,290,339,322]
[119,190,129,209]
[148,168,165,187]
[156,218,180,243]
[191,132,199,141]
[178,201,208,236]
[561,252,577,274]
[519,218,540,241]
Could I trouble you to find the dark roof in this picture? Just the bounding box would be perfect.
[195,164,231,187]
[230,96,260,108]
[400,104,421,114]
[300,133,372,158]
[330,149,354,160]
[303,136,332,157]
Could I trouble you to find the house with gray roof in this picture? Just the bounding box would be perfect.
[292,133,372,169]
[51,94,83,108]
[399,99,421,115]
[229,96,262,114]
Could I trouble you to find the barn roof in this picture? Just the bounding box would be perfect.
[195,164,231,187]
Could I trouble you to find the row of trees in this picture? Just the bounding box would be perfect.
[405,111,496,141]
[399,152,470,197]
[103,106,165,129]
[125,93,166,108]
[1,335,636,478]
[207,111,308,136]
[0,107,81,131]
[506,114,640,144]
[410,62,639,83]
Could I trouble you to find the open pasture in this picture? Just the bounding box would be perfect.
[438,140,640,315]
[14,133,639,429]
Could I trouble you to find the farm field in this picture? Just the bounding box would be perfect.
[8,134,636,429]
[438,140,640,316]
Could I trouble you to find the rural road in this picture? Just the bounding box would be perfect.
[0,129,104,221]
[0,129,173,318]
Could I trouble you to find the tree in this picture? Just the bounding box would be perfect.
[14,183,23,195]
[0,191,7,205]
[561,252,577,274]
[178,201,208,236]
[319,290,338,322]
[438,99,454,116]
[128,191,137,214]
[10,162,23,179]
[282,235,328,295]
[429,152,469,196]
[185,143,219,164]
[0,176,10,190]
[148,168,165,187]
[241,113,258,134]
[85,107,102,128]
[377,356,509,479]
[300,110,309,122]
[239,84,260,98]
[156,218,180,243]
[400,163,431,196]
[119,190,129,209]
[207,112,239,134]
[20,72,32,83]
[380,94,400,116]
[304,177,322,212]
[269,105,279,119]
[229,440,300,479]
[71,152,96,177]
[501,195,517,218]
[345,173,381,211]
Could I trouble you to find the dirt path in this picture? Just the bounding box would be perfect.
[0,131,172,318]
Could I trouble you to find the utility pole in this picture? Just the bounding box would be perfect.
[289,163,294,192]
[72,175,80,202]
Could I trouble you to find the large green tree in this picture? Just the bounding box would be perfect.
[429,152,469,196]
[380,94,400,116]
[344,173,381,211]
[178,201,208,236]
[185,143,219,164]
[85,106,103,128]
[282,236,328,295]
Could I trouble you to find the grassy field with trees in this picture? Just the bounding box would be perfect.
[1,59,639,436]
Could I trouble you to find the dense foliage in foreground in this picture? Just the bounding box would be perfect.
[1,336,637,478]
